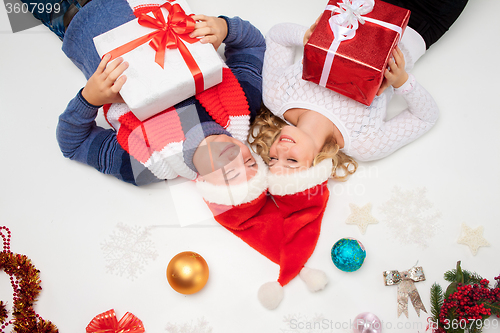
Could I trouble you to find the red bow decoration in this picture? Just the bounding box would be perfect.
[106,1,204,94]
[86,309,145,333]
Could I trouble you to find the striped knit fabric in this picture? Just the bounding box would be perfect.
[104,67,251,180]
[197,67,251,142]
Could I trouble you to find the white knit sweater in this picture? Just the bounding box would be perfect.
[262,23,438,162]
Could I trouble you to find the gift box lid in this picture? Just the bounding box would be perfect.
[303,0,410,105]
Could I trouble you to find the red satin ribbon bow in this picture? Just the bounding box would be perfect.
[106,1,204,94]
[86,309,145,333]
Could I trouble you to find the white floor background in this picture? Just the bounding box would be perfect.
[1,0,499,332]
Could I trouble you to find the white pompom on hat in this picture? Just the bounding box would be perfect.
[258,281,284,310]
[299,267,329,292]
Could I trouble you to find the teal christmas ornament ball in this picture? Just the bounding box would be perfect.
[331,238,366,272]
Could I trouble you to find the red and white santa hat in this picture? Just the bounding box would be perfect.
[197,156,334,310]
[267,158,333,196]
[258,158,333,310]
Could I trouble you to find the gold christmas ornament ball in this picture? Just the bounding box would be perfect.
[166,251,209,294]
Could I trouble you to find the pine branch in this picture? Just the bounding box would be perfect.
[484,301,500,316]
[464,270,485,285]
[444,261,464,283]
[430,283,444,323]
[444,269,484,285]
[468,326,482,333]
[444,270,457,282]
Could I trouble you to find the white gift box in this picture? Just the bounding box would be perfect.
[93,0,224,121]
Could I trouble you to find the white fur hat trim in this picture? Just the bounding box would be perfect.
[195,153,268,206]
[268,159,333,196]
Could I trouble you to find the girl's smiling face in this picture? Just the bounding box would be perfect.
[268,125,317,175]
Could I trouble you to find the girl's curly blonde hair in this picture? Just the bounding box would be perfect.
[249,107,358,181]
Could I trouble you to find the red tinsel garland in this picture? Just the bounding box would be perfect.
[0,226,58,333]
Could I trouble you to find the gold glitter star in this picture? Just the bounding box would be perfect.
[457,223,490,256]
[345,203,378,234]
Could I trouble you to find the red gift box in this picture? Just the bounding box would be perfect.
[303,0,410,106]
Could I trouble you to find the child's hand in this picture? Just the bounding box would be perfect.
[82,54,128,106]
[377,46,408,96]
[303,15,322,46]
[190,15,228,51]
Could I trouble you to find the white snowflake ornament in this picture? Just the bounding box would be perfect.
[379,187,441,249]
[165,317,213,333]
[101,223,158,280]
